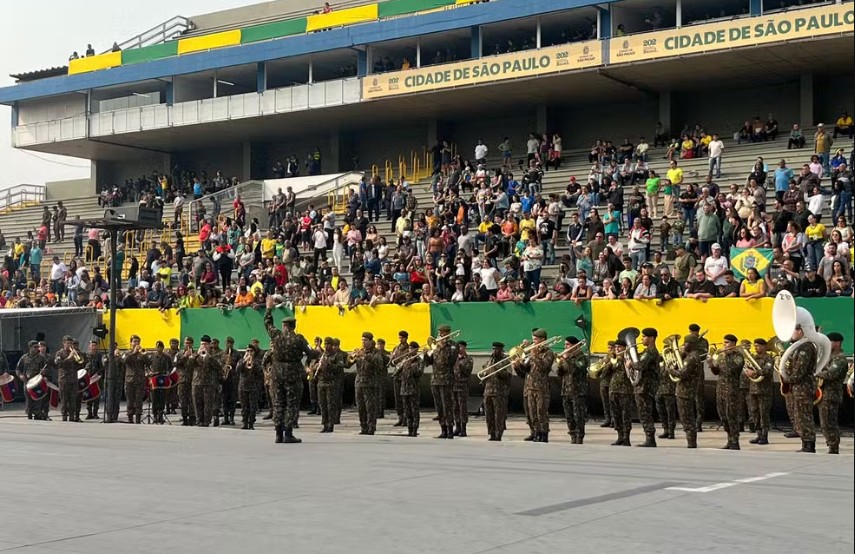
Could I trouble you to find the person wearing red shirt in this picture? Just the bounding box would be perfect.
[233,196,246,227]
[199,219,212,247]
[273,259,288,287]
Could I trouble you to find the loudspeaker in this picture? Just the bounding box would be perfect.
[93,325,108,339]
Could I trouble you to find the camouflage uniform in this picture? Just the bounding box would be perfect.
[191,349,222,427]
[85,350,105,419]
[333,345,346,424]
[262,349,274,420]
[452,353,473,436]
[425,339,456,437]
[609,354,634,445]
[738,367,752,431]
[712,350,745,448]
[816,352,847,453]
[123,349,147,423]
[598,355,615,426]
[316,347,344,432]
[671,348,702,447]
[175,348,196,425]
[16,348,48,420]
[349,346,384,434]
[390,341,410,425]
[695,335,709,430]
[237,352,263,429]
[55,348,82,422]
[785,342,818,449]
[166,346,180,414]
[209,345,225,425]
[482,353,510,440]
[747,352,775,444]
[376,347,390,418]
[557,350,589,443]
[631,346,661,445]
[655,358,677,439]
[147,351,172,423]
[516,346,555,441]
[264,310,315,437]
[220,347,240,425]
[399,353,424,436]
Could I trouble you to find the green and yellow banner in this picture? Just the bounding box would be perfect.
[730,247,774,279]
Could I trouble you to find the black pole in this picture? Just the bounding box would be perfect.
[106,230,120,423]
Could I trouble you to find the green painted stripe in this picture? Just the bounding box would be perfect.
[796,297,853,354]
[180,307,294,347]
[241,17,308,44]
[378,0,454,18]
[122,41,180,65]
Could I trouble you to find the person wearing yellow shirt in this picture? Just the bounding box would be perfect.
[260,231,277,260]
[835,111,854,140]
[805,213,827,271]
[680,136,695,159]
[249,279,264,298]
[665,161,684,217]
[426,210,439,230]
[156,264,172,284]
[518,212,536,242]
[175,285,201,311]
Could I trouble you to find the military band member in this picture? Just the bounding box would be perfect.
[668,334,702,448]
[424,325,456,439]
[390,331,410,427]
[236,341,263,430]
[262,344,274,421]
[16,341,48,420]
[400,341,424,437]
[376,338,390,419]
[55,336,81,422]
[210,338,224,427]
[316,337,344,433]
[746,338,775,445]
[782,381,800,439]
[816,332,847,454]
[599,341,616,428]
[85,340,105,419]
[609,342,634,446]
[483,342,510,441]
[452,341,473,437]
[192,336,222,427]
[630,328,661,447]
[557,336,589,444]
[514,329,555,443]
[655,343,677,440]
[38,342,55,420]
[166,338,180,414]
[710,334,744,450]
[347,332,384,435]
[307,337,322,416]
[71,340,86,421]
[688,324,708,432]
[332,338,345,425]
[147,341,172,424]
[782,323,819,453]
[738,340,753,433]
[122,335,147,424]
[264,299,317,444]
[175,337,196,426]
[220,337,239,426]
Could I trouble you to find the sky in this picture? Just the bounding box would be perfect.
[0,0,252,190]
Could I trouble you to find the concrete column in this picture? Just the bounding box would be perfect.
[750,0,762,16]
[598,7,611,39]
[308,56,314,84]
[676,0,682,27]
[165,81,174,106]
[536,105,548,133]
[536,17,542,48]
[257,62,267,93]
[470,25,481,59]
[213,70,219,98]
[659,91,672,137]
[416,37,421,68]
[242,142,252,181]
[11,101,19,127]
[357,50,367,77]
[800,74,814,127]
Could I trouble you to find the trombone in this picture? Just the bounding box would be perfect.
[423,330,461,357]
[557,340,587,360]
[477,336,562,382]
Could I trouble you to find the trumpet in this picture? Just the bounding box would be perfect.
[70,347,83,364]
[706,343,745,365]
[347,348,365,365]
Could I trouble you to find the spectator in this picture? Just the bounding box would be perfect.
[739,268,767,300]
[799,266,827,297]
[708,133,724,179]
[814,124,834,176]
[834,110,854,140]
[826,260,852,297]
[685,269,716,302]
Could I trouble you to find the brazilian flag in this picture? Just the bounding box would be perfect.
[730,247,774,279]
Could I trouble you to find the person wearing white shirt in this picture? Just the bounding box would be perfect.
[708,133,724,178]
[478,260,500,294]
[804,186,826,219]
[50,256,68,298]
[474,139,488,164]
[703,243,729,285]
[522,240,544,290]
[634,138,650,162]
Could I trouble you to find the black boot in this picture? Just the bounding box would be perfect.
[263,412,273,420]
[242,421,249,430]
[275,426,284,443]
[135,414,141,425]
[637,435,657,447]
[577,435,584,445]
[828,444,839,454]
[806,440,815,453]
[667,430,676,439]
[488,434,497,441]
[181,417,189,426]
[784,430,800,438]
[393,418,404,427]
[437,425,448,439]
[749,433,762,444]
[757,430,769,445]
[359,427,368,435]
[730,440,740,451]
[283,426,302,443]
[446,427,453,439]
[600,420,612,428]
[412,427,418,437]
[459,424,467,438]
[748,422,756,433]
[658,430,669,439]
[213,416,220,427]
[453,426,461,437]
[524,433,536,441]
[687,437,698,449]
[540,432,548,443]
[377,410,385,419]
[720,442,732,450]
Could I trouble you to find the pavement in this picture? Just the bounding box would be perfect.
[1,407,853,554]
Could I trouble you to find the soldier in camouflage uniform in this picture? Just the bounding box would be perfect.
[390,331,410,426]
[609,342,634,446]
[424,325,457,439]
[55,336,82,422]
[598,341,616,427]
[237,341,263,430]
[738,340,753,433]
[557,336,589,444]
[37,342,55,420]
[376,338,390,419]
[147,341,172,424]
[655,344,677,440]
[121,336,147,424]
[630,328,661,447]
[332,339,345,425]
[451,341,473,437]
[400,341,424,437]
[688,324,708,432]
[264,300,316,443]
[782,325,819,453]
[191,336,222,427]
[710,334,745,449]
[316,337,344,433]
[166,338,180,414]
[307,337,322,416]
[85,340,105,419]
[209,339,224,427]
[746,338,775,445]
[220,337,240,426]
[483,342,510,441]
[16,341,48,420]
[667,334,702,448]
[175,337,196,426]
[816,332,847,454]
[262,345,274,420]
[514,329,555,443]
[347,332,385,435]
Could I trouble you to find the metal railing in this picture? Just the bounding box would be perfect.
[0,184,46,213]
[187,180,263,231]
[112,16,192,52]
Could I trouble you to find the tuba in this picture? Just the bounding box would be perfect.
[618,327,642,386]
[661,334,684,382]
[772,291,829,404]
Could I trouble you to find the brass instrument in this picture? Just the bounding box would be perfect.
[706,343,745,365]
[557,340,587,360]
[845,361,854,398]
[477,336,562,382]
[347,348,365,365]
[222,347,234,380]
[619,327,642,386]
[243,350,255,370]
[661,334,684,382]
[423,330,461,357]
[588,355,616,379]
[742,345,765,383]
[70,347,83,364]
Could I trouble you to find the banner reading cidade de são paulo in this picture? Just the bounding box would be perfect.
[363,40,601,99]
[610,3,853,64]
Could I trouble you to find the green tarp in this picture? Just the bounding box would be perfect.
[430,303,591,352]
[378,0,454,18]
[121,42,179,65]
[241,18,308,43]
[796,297,854,354]
[180,307,294,347]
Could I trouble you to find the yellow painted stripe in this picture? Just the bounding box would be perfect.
[455,0,480,5]
[68,51,122,75]
[110,309,182,350]
[295,304,430,352]
[177,29,242,55]
[306,3,379,32]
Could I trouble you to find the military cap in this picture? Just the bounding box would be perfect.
[492,341,505,349]
[72,339,80,345]
[333,338,341,346]
[129,334,140,342]
[566,336,580,345]
[827,332,844,343]
[683,334,699,346]
[323,337,334,345]
[362,331,374,340]
[282,317,297,325]
[723,334,738,343]
[377,338,386,344]
[438,324,452,334]
[27,340,38,348]
[457,341,468,347]
[184,336,195,343]
[38,341,47,346]
[399,330,409,338]
[200,335,212,344]
[607,340,616,347]
[753,338,768,346]
[155,340,164,347]
[62,335,73,342]
[212,338,220,344]
[226,336,234,344]
[688,323,701,332]
[532,329,547,339]
[642,327,658,338]
[90,339,98,345]
[409,341,420,348]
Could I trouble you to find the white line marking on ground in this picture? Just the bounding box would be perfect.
[666,472,789,493]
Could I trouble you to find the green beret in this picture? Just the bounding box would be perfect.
[827,332,844,343]
[723,334,738,343]
[753,338,768,346]
[62,335,73,342]
[200,335,211,343]
[226,336,234,344]
[688,324,701,332]
[323,337,334,345]
[683,334,699,346]
[27,340,38,348]
[399,330,409,338]
[492,342,505,348]
[607,340,616,347]
[642,328,657,338]
[362,332,374,340]
[566,336,580,345]
[409,341,420,348]
[282,317,297,325]
[333,338,341,346]
[438,325,451,334]
[532,329,547,339]
[184,336,194,343]
[457,341,467,347]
